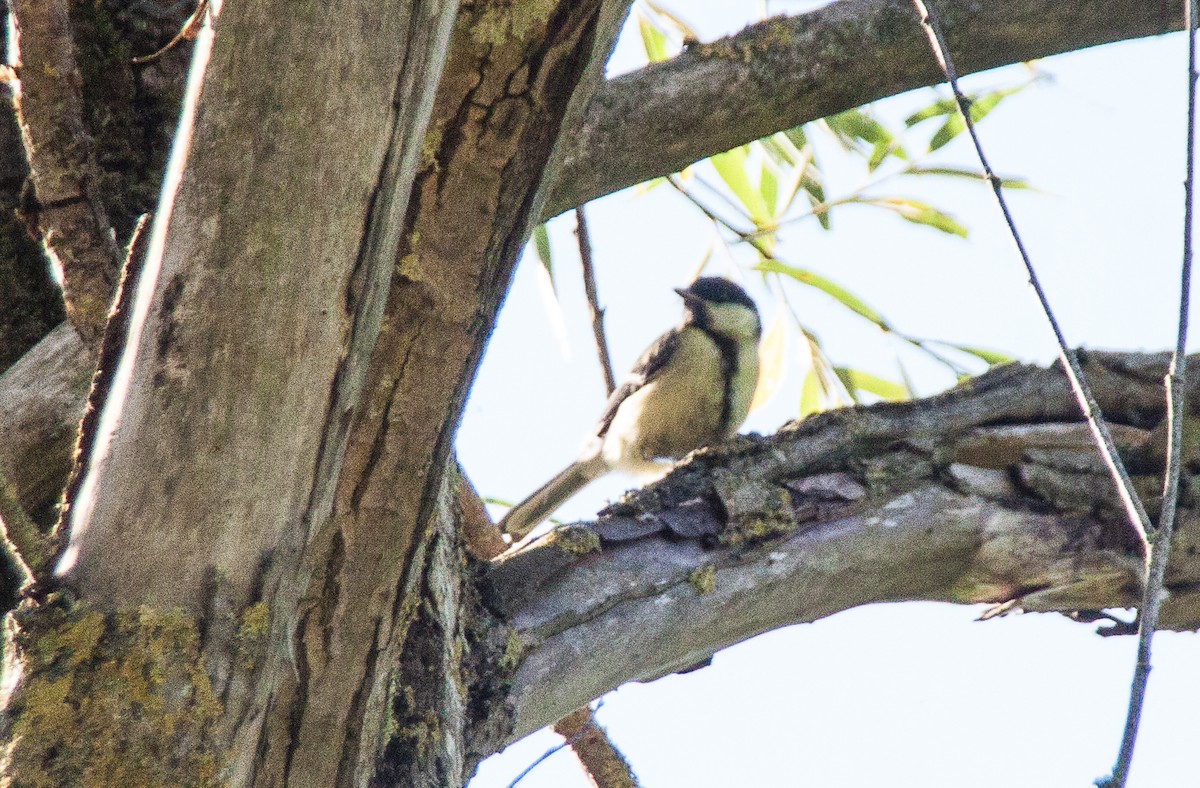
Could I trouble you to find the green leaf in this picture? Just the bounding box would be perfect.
[928,113,965,151]
[865,197,968,238]
[532,223,553,284]
[783,125,809,151]
[904,165,1031,190]
[834,367,909,401]
[760,162,779,217]
[637,11,670,62]
[760,133,801,167]
[750,310,787,412]
[827,108,892,147]
[711,145,772,224]
[945,343,1015,366]
[799,363,824,418]
[755,260,890,327]
[799,171,830,230]
[904,97,959,127]
[832,367,861,404]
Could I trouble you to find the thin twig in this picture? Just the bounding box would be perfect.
[553,705,639,788]
[911,0,1154,560]
[666,175,970,377]
[575,206,617,395]
[1103,1,1197,784]
[507,702,615,788]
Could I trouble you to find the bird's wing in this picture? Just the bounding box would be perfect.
[595,327,681,439]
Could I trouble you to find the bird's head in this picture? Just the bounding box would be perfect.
[675,277,761,340]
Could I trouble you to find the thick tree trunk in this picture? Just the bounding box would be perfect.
[3,0,626,785]
[2,1,1197,786]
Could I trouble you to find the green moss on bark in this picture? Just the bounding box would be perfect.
[3,597,223,787]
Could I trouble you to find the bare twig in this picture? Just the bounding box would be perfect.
[11,0,122,343]
[665,175,973,377]
[1102,1,1198,784]
[129,0,209,65]
[575,206,617,395]
[553,705,639,788]
[911,0,1154,560]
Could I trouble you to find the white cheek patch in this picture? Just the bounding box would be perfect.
[706,302,760,338]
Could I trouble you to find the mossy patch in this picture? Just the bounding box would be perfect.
[548,525,601,556]
[688,564,716,595]
[234,601,269,672]
[4,596,223,787]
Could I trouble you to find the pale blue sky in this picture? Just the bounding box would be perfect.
[463,3,1200,786]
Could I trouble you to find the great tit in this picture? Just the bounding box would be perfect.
[500,277,762,540]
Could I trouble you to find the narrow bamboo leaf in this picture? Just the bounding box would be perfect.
[867,197,967,238]
[531,238,571,358]
[832,367,861,404]
[760,162,779,217]
[799,362,824,418]
[637,11,670,63]
[799,172,829,230]
[827,108,891,147]
[532,224,553,284]
[711,145,771,224]
[904,165,1031,190]
[642,0,699,41]
[835,367,909,401]
[945,343,1015,365]
[756,260,889,327]
[904,97,959,126]
[759,135,797,167]
[750,310,787,412]
[928,114,965,151]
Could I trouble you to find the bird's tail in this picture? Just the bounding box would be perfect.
[499,454,609,540]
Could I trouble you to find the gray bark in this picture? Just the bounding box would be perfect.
[0,0,1189,533]
[544,0,1181,218]
[486,353,1195,746]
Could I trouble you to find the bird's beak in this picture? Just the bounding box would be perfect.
[674,287,703,306]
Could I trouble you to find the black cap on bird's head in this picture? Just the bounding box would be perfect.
[674,277,760,337]
[674,277,756,311]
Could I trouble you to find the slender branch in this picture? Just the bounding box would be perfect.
[911,0,1154,559]
[543,0,1185,219]
[575,206,616,395]
[11,0,122,343]
[553,706,639,788]
[1103,2,1198,784]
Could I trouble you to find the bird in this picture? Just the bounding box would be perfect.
[499,277,762,541]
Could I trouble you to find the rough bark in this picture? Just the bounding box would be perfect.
[6,0,460,784]
[0,0,1190,531]
[0,30,64,371]
[5,0,630,785]
[10,0,122,342]
[0,324,91,525]
[543,0,1180,218]
[486,352,1197,746]
[250,3,630,784]
[1,3,1197,785]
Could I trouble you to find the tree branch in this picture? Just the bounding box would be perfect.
[11,0,122,342]
[543,0,1181,218]
[487,352,1200,744]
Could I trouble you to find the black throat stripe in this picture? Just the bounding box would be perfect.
[703,328,739,436]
